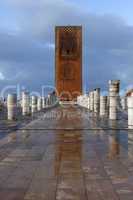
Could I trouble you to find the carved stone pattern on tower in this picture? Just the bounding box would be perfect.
[55,26,82,101]
[59,28,78,59]
[60,63,75,80]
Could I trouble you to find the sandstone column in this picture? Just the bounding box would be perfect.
[100,96,108,116]
[31,96,37,113]
[7,94,17,120]
[87,96,90,110]
[50,94,56,106]
[121,96,127,111]
[45,97,48,108]
[42,97,45,109]
[82,95,88,108]
[77,96,82,106]
[89,91,94,112]
[37,97,42,111]
[109,80,120,120]
[94,88,100,113]
[47,94,51,106]
[128,93,133,129]
[22,92,30,116]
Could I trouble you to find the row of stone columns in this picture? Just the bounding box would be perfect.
[127,92,133,129]
[77,80,120,120]
[7,92,57,120]
[77,80,133,129]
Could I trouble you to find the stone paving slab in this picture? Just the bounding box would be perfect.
[0,106,132,199]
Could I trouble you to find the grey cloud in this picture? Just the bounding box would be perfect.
[0,0,133,93]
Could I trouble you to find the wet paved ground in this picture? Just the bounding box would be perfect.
[0,105,133,200]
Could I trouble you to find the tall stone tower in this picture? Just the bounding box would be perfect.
[55,26,82,101]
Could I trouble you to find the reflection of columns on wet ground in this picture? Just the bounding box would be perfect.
[108,134,120,159]
[128,129,133,158]
[55,115,84,199]
[8,132,17,142]
[8,129,31,145]
[108,121,120,159]
[21,130,31,142]
[108,121,128,160]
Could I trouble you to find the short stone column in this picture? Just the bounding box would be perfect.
[53,95,57,106]
[128,93,133,129]
[109,80,120,120]
[121,96,127,111]
[88,93,90,110]
[94,88,100,113]
[44,97,47,108]
[100,96,108,116]
[89,91,94,112]
[79,96,83,107]
[46,95,51,107]
[42,97,45,109]
[81,95,87,108]
[47,95,51,106]
[31,96,37,113]
[87,96,90,110]
[50,94,55,106]
[77,96,81,106]
[77,96,79,105]
[22,92,30,116]
[107,96,110,113]
[37,97,42,111]
[7,94,17,120]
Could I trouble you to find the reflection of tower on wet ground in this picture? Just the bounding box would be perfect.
[54,107,86,199]
[55,130,85,199]
[55,130,82,173]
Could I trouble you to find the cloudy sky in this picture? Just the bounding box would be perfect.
[0,0,133,94]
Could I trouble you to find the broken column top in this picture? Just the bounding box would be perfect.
[109,80,120,94]
[100,96,108,98]
[7,94,17,103]
[109,80,120,85]
[126,89,133,97]
[22,91,29,95]
[94,88,100,91]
